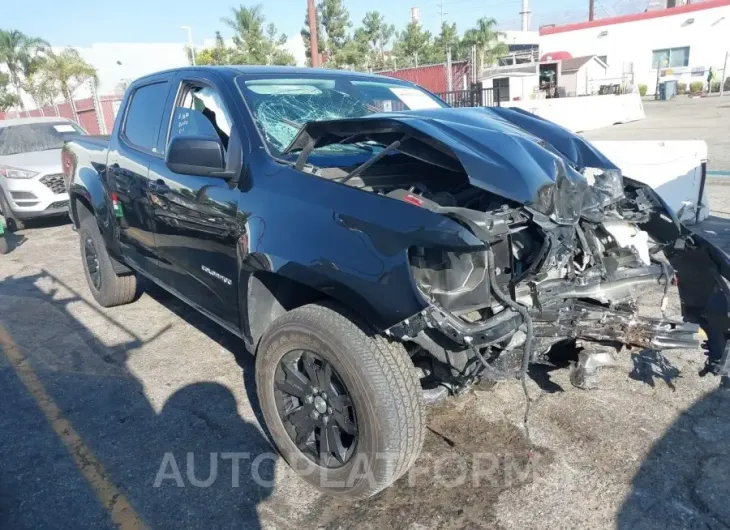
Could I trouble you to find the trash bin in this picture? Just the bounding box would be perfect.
[658,80,678,100]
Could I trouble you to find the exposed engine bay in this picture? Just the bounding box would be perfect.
[285,108,730,397]
[385,178,700,393]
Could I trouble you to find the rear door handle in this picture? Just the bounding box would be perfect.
[148,179,170,193]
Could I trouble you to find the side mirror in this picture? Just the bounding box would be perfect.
[165,135,225,177]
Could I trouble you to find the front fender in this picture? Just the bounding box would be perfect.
[240,166,484,331]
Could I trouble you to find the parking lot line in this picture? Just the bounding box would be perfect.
[0,322,147,530]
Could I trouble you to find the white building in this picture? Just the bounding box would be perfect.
[76,36,305,99]
[540,0,730,95]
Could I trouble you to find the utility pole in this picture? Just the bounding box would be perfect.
[307,0,321,67]
[520,0,531,30]
[89,78,106,135]
[471,45,477,82]
[589,0,595,21]
[437,1,447,26]
[721,51,729,97]
[447,47,453,91]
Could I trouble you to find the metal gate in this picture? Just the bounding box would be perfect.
[436,83,501,108]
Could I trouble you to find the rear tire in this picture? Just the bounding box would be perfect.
[79,215,137,307]
[0,235,8,255]
[255,302,425,499]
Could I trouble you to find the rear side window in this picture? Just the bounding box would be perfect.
[123,82,169,152]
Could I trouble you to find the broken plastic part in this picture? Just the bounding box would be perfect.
[602,219,651,266]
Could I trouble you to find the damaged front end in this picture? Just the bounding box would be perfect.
[284,108,730,394]
[386,172,704,394]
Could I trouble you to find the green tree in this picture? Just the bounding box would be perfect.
[41,48,98,122]
[0,29,48,112]
[222,4,293,65]
[393,21,434,68]
[360,11,395,69]
[462,17,508,73]
[0,72,19,112]
[223,4,266,62]
[23,68,59,116]
[318,0,351,53]
[264,23,295,65]
[331,29,369,70]
[193,32,233,65]
[434,22,460,56]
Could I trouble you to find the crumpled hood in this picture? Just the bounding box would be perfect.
[285,106,619,206]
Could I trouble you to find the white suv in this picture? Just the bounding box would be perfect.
[0,117,86,231]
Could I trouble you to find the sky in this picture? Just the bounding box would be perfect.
[1,0,642,49]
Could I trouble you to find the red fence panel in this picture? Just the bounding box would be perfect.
[375,61,471,94]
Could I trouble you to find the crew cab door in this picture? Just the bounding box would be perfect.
[109,76,173,273]
[147,72,243,329]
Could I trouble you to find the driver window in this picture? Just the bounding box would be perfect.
[175,84,232,151]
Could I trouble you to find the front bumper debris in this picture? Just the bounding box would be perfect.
[532,301,701,350]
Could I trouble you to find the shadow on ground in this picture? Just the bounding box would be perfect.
[618,385,730,528]
[308,392,554,529]
[0,270,274,530]
[618,212,730,529]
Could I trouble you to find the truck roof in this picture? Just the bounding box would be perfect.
[133,65,411,84]
[0,116,75,128]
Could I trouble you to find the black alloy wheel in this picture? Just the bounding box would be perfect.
[274,349,358,468]
[83,235,102,290]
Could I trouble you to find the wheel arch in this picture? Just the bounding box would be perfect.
[70,190,94,228]
[71,187,132,275]
[245,271,388,351]
[246,272,331,349]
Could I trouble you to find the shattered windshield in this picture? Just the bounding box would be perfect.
[235,75,446,156]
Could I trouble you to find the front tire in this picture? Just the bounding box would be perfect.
[0,191,25,231]
[256,303,425,499]
[79,215,137,307]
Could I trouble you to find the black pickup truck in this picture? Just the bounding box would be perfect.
[63,66,730,499]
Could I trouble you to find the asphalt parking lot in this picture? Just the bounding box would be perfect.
[2,112,730,529]
[585,94,730,172]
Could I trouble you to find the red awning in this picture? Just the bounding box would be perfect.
[540,51,573,62]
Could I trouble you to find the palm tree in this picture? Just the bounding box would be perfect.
[41,49,98,122]
[0,29,49,113]
[463,18,508,75]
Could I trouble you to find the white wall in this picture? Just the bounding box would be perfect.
[584,59,608,94]
[75,43,190,98]
[541,3,730,94]
[509,75,539,100]
[562,71,579,95]
[482,75,539,101]
[592,140,709,223]
[502,92,645,132]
